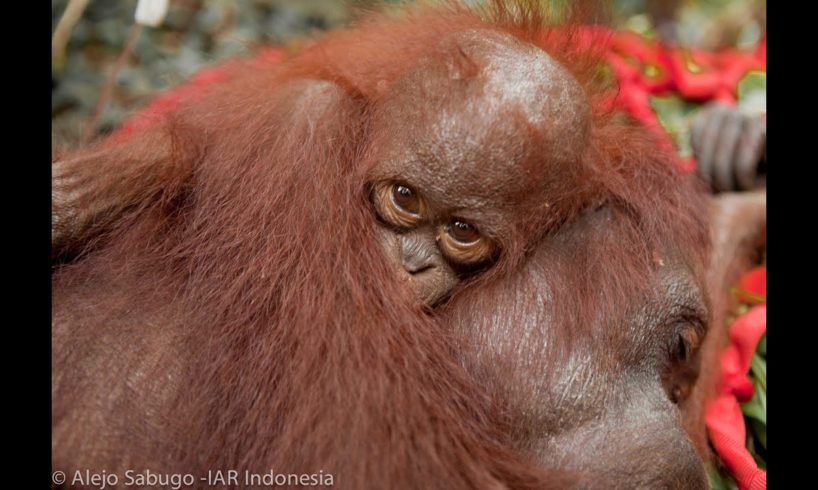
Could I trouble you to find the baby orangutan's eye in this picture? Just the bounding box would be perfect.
[392,184,420,214]
[438,219,497,266]
[448,220,480,244]
[372,181,425,228]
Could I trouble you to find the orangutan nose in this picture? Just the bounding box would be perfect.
[399,234,436,274]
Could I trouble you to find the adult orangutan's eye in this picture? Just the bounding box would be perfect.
[671,327,700,365]
[663,323,703,405]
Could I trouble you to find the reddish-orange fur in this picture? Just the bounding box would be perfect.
[52,1,723,488]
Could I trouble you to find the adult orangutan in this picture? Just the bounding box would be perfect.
[52,1,764,488]
[442,188,766,488]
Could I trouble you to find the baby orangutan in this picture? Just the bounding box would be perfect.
[365,30,591,306]
[53,29,592,310]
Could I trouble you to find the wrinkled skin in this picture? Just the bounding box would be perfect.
[691,102,766,193]
[444,190,766,489]
[445,205,710,489]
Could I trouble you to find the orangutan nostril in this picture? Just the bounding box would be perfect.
[398,234,437,274]
[401,250,435,274]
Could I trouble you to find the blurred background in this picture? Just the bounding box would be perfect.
[52,0,764,142]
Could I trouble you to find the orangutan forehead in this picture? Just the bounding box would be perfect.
[449,29,590,133]
[649,259,709,329]
[373,28,591,212]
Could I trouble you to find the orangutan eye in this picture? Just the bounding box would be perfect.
[392,184,420,214]
[663,323,703,405]
[372,181,425,228]
[447,220,480,244]
[437,219,496,266]
[676,334,689,363]
[671,327,700,365]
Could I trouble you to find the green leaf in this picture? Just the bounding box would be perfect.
[740,383,766,425]
[649,95,700,157]
[747,436,767,469]
[750,417,767,451]
[741,400,764,423]
[756,334,766,357]
[650,95,684,127]
[737,71,766,101]
[707,461,739,490]
[622,13,656,38]
[750,354,766,392]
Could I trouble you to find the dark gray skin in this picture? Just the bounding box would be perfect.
[367,29,590,307]
[691,102,766,192]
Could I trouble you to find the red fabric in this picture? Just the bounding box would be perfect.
[705,304,766,490]
[736,266,767,304]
